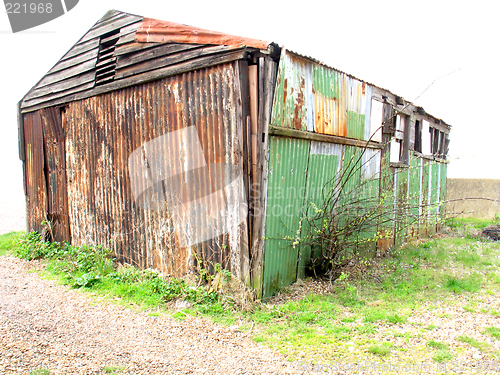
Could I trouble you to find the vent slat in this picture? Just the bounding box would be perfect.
[95,30,119,86]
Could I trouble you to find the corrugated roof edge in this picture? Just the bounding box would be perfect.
[285,49,450,129]
[135,17,271,50]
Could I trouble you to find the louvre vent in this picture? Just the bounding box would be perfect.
[95,29,120,86]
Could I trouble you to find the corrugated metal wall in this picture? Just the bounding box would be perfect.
[271,50,371,140]
[55,61,249,279]
[23,111,48,235]
[263,136,310,296]
[262,49,449,298]
[297,141,342,278]
[262,136,385,297]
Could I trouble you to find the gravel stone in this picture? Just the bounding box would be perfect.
[0,256,305,374]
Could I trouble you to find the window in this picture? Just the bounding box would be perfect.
[421,120,431,155]
[430,128,447,158]
[390,138,402,163]
[416,119,448,159]
[414,120,422,153]
[369,99,383,142]
[390,114,408,164]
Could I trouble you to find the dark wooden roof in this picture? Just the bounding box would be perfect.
[20,10,270,113]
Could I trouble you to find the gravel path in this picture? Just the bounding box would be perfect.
[0,256,304,375]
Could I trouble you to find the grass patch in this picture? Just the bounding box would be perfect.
[446,216,499,231]
[0,231,23,256]
[445,275,482,293]
[427,339,448,350]
[485,326,500,340]
[432,349,453,362]
[29,370,50,375]
[3,216,500,367]
[103,365,126,374]
[9,232,233,315]
[367,342,393,356]
[458,335,490,351]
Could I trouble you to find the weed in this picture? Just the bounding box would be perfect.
[367,342,392,356]
[103,365,125,374]
[463,305,476,313]
[458,336,490,351]
[485,327,500,340]
[386,313,407,324]
[10,231,235,314]
[427,340,448,350]
[363,308,386,323]
[445,275,481,293]
[355,323,376,334]
[341,316,357,323]
[432,349,453,362]
[29,370,50,375]
[14,231,59,260]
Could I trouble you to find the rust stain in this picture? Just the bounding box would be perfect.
[293,78,306,130]
[23,111,48,235]
[25,61,250,279]
[136,18,270,49]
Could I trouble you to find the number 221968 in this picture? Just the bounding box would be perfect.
[5,3,53,13]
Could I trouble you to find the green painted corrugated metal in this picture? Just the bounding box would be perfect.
[439,163,448,217]
[395,167,409,247]
[421,160,431,234]
[347,111,366,141]
[408,152,422,238]
[263,136,310,297]
[271,49,370,140]
[336,146,380,253]
[271,52,311,131]
[379,150,395,236]
[264,49,450,298]
[297,142,343,278]
[336,146,362,248]
[430,161,440,226]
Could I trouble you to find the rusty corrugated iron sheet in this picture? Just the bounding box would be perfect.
[23,111,48,235]
[136,18,270,49]
[59,61,248,279]
[39,107,71,243]
[271,49,372,141]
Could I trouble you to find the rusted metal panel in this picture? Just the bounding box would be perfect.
[271,51,311,131]
[23,111,48,235]
[63,61,249,280]
[251,56,278,298]
[136,18,270,49]
[271,49,370,140]
[40,107,71,243]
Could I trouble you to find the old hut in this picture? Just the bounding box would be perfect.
[19,10,450,298]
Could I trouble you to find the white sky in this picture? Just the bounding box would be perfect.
[1,0,499,214]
